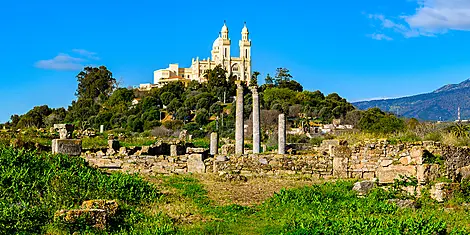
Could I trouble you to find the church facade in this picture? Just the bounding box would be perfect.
[140,22,252,90]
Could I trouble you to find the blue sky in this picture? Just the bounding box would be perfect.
[2,0,470,122]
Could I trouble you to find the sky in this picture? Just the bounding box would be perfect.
[2,0,470,122]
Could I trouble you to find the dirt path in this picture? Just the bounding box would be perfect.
[195,175,321,206]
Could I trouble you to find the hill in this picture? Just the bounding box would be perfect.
[353,79,470,121]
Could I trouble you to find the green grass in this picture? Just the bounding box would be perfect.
[3,147,470,234]
[0,146,165,234]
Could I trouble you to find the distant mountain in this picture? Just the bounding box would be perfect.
[353,79,470,121]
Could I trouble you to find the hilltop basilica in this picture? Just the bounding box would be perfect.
[140,22,252,89]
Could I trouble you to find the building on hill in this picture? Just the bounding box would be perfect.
[139,21,252,90]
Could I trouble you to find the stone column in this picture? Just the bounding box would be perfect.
[278,113,286,154]
[210,132,219,155]
[235,82,244,154]
[252,86,261,154]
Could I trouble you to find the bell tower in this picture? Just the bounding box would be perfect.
[239,22,251,82]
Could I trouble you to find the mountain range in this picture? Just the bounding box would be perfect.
[353,79,470,121]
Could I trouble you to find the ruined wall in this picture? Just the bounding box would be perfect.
[82,140,470,184]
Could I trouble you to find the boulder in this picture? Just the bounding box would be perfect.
[54,209,107,230]
[457,165,470,181]
[352,180,376,196]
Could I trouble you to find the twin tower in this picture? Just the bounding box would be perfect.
[210,21,252,82]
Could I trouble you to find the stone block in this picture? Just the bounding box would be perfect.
[187,147,205,154]
[410,146,424,164]
[170,145,178,157]
[333,157,348,178]
[187,154,205,173]
[376,165,416,184]
[221,144,235,155]
[52,139,82,156]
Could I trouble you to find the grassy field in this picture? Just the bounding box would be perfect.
[1,146,470,234]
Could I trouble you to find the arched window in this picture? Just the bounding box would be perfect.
[246,49,248,58]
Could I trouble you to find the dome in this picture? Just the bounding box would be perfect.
[242,22,249,34]
[213,35,222,50]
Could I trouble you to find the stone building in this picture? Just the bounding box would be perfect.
[140,21,252,89]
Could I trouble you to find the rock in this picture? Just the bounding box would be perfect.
[81,200,118,217]
[52,139,82,156]
[431,183,447,202]
[376,165,416,184]
[410,146,424,164]
[187,154,205,173]
[388,199,416,209]
[259,158,268,165]
[216,155,228,162]
[141,146,151,155]
[186,147,205,154]
[380,159,393,167]
[457,165,470,181]
[399,156,411,165]
[221,144,235,155]
[54,209,107,229]
[352,180,376,195]
[119,147,127,155]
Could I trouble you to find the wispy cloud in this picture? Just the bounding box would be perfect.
[72,49,100,60]
[35,50,99,71]
[367,0,470,39]
[369,33,393,41]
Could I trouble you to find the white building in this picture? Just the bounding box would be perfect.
[140,21,252,90]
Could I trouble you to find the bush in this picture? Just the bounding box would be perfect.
[0,147,160,234]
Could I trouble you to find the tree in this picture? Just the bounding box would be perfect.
[358,108,405,133]
[274,68,292,85]
[160,92,176,106]
[107,88,134,107]
[76,66,116,101]
[278,80,303,92]
[167,99,182,113]
[250,71,260,87]
[195,108,209,126]
[265,73,274,85]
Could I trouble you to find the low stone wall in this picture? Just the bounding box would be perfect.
[82,140,470,184]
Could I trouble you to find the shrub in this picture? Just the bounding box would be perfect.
[0,147,160,234]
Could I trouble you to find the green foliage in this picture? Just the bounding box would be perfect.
[359,108,405,134]
[447,123,470,138]
[76,66,116,101]
[0,147,160,234]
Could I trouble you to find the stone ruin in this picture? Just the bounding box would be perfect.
[51,124,82,156]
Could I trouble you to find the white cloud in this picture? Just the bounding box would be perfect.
[72,49,100,60]
[407,0,470,31]
[367,0,470,39]
[34,53,85,71]
[35,50,99,71]
[369,33,393,41]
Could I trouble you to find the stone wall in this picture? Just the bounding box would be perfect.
[82,140,470,184]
